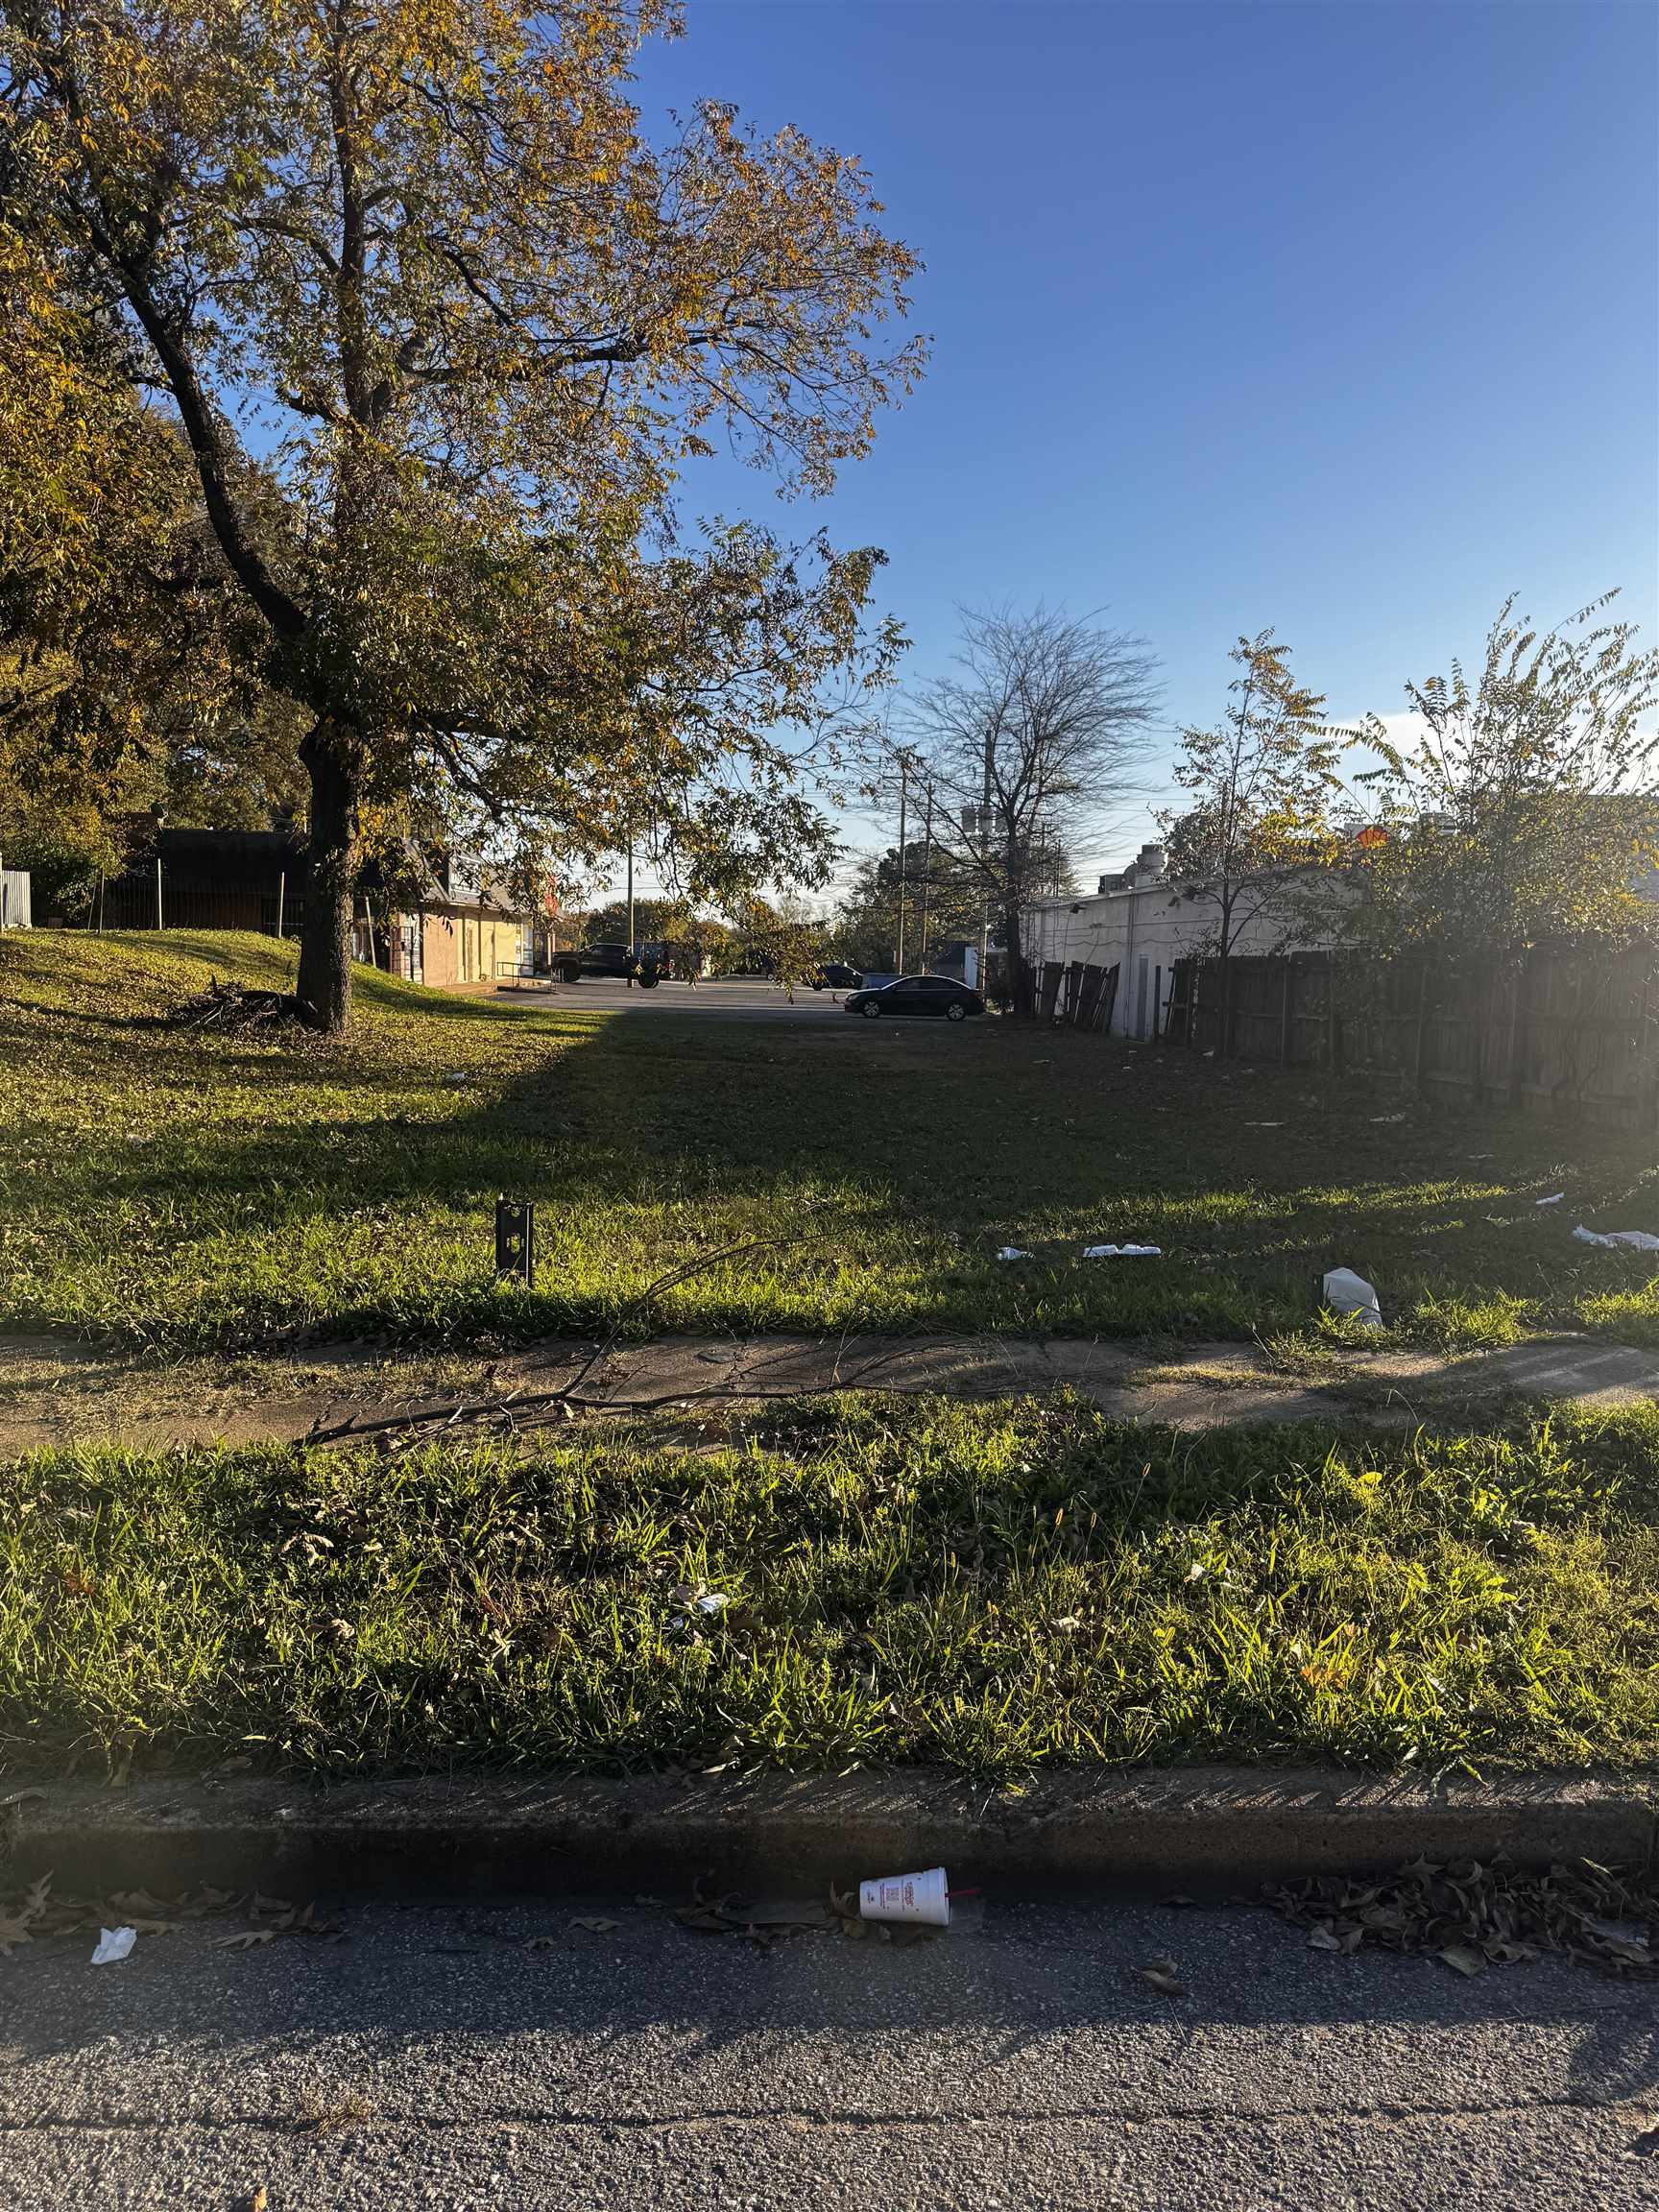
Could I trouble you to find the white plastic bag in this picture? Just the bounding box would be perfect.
[1323,1266,1383,1328]
[1574,1225,1659,1252]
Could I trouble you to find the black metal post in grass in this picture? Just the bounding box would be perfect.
[494,1197,536,1286]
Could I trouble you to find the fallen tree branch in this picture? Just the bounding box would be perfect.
[301,1231,875,1447]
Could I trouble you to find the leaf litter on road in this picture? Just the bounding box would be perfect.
[0,1873,338,1960]
[1270,1855,1659,1978]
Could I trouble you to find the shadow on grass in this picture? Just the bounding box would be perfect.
[4,927,1656,1353]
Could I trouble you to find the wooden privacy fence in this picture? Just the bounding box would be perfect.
[1166,948,1659,1127]
[1036,958,1120,1033]
[93,878,299,935]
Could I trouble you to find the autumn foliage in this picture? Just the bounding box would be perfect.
[1,0,925,1023]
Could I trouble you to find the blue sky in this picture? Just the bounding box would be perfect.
[625,0,1659,889]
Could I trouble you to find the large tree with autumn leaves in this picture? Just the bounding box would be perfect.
[0,0,923,1025]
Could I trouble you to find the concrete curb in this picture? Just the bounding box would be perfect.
[10,1767,1658,1900]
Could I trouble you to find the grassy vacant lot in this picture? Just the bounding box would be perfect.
[6,1396,1658,1778]
[2,929,1655,1354]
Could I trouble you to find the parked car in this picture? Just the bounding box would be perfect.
[812,961,864,990]
[551,941,662,987]
[844,974,986,1022]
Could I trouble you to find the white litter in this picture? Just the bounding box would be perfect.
[1369,1113,1407,1124]
[90,1927,137,1966]
[693,1593,729,1618]
[859,1866,951,1928]
[1323,1266,1383,1329]
[1573,1225,1659,1252]
[1244,1120,1284,1128]
[996,1246,1032,1262]
[1082,1243,1162,1260]
[1534,1192,1564,1208]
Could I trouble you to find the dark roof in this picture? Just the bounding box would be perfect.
[157,827,302,865]
[135,829,528,917]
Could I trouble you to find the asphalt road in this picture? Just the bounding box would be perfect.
[495,975,915,1023]
[4,1892,1657,2209]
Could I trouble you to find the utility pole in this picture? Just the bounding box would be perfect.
[155,854,164,932]
[625,829,635,989]
[918,778,935,968]
[895,755,908,974]
[980,730,996,994]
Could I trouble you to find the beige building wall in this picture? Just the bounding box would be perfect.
[390,908,530,989]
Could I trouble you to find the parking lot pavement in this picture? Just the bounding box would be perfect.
[4,1892,1657,2209]
[495,975,858,1022]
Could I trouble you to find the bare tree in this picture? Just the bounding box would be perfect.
[904,605,1160,1014]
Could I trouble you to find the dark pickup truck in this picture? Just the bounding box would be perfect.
[550,942,662,987]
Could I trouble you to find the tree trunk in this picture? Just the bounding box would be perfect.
[296,721,361,1033]
[1004,898,1034,1019]
[1216,946,1232,1058]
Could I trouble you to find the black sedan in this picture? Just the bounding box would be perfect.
[844,974,986,1022]
[812,961,864,990]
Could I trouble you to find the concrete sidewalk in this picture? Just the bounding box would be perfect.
[3,1328,1657,1455]
[3,1890,1656,2210]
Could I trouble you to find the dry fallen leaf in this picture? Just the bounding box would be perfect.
[108,1890,169,1916]
[1437,1944,1488,1979]
[215,1929,276,1951]
[248,2188,268,2212]
[1139,1955,1187,1997]
[183,1886,237,1914]
[0,1917,36,1958]
[569,1916,618,1935]
[1308,1925,1343,1952]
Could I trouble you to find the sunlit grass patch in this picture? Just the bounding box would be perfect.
[6,1395,1658,1779]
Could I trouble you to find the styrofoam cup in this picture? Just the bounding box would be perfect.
[858,1866,950,1927]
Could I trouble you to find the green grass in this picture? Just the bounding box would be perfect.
[7,1395,1659,1777]
[2,927,1656,1353]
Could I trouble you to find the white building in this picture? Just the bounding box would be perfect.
[1020,843,1309,1039]
[0,869,32,928]
[1026,834,1659,1042]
